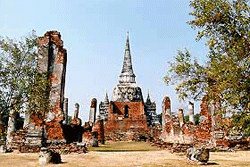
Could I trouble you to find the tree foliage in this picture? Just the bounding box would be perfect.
[184,115,190,123]
[194,114,200,125]
[166,0,250,111]
[165,0,250,135]
[0,31,49,132]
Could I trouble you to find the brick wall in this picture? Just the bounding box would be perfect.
[92,120,105,142]
[104,101,148,140]
[30,31,67,140]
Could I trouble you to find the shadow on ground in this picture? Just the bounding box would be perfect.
[201,162,219,166]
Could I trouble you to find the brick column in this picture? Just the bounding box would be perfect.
[89,98,97,125]
[188,101,195,124]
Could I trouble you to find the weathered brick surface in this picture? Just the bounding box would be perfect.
[8,129,27,150]
[82,122,93,144]
[92,120,104,143]
[162,96,171,126]
[33,31,67,140]
[111,102,145,116]
[164,120,173,134]
[195,96,212,143]
[160,96,213,145]
[20,143,87,154]
[104,101,148,140]
[160,95,249,149]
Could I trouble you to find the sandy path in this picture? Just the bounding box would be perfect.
[0,150,188,167]
[0,150,250,167]
[61,151,186,167]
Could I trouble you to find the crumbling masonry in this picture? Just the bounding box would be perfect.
[36,31,67,141]
[6,30,248,153]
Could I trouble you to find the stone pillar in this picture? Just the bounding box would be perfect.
[92,119,105,144]
[37,31,67,140]
[178,109,184,127]
[89,98,97,125]
[196,95,212,143]
[200,96,209,117]
[23,111,30,128]
[188,101,195,124]
[6,98,15,149]
[162,96,171,125]
[73,103,80,119]
[70,104,81,128]
[63,98,69,124]
[210,100,216,146]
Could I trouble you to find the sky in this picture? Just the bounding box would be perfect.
[0,0,208,122]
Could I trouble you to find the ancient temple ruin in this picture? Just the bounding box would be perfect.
[96,31,160,140]
[37,31,67,141]
[19,31,68,145]
[4,30,248,153]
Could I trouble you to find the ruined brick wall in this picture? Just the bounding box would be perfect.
[195,96,212,143]
[182,122,196,144]
[92,120,105,142]
[36,31,67,140]
[159,95,247,148]
[111,101,145,116]
[164,115,173,134]
[160,95,213,144]
[104,101,148,140]
[30,114,43,127]
[82,122,92,144]
[162,96,171,126]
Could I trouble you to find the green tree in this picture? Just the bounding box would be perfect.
[165,0,250,134]
[67,116,72,123]
[184,115,189,123]
[194,114,200,125]
[0,31,49,145]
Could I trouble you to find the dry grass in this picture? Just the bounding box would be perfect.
[89,141,159,152]
[0,142,249,167]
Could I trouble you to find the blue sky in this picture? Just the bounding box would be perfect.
[0,0,208,122]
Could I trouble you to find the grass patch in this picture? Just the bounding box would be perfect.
[89,141,159,152]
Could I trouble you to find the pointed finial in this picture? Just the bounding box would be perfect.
[146,90,151,104]
[119,30,136,84]
[125,30,130,50]
[104,90,109,103]
[147,90,150,99]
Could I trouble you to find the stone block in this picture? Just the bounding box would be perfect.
[0,145,7,154]
[39,147,62,165]
[187,147,210,164]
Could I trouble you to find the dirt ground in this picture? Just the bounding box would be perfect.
[0,142,249,167]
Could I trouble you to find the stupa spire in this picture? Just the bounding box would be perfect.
[119,30,136,84]
[104,91,109,103]
[146,91,151,104]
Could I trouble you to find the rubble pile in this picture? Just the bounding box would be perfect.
[149,138,193,153]
[171,143,193,153]
[9,129,27,150]
[20,142,87,154]
[47,142,87,154]
[19,145,41,153]
[105,129,150,142]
